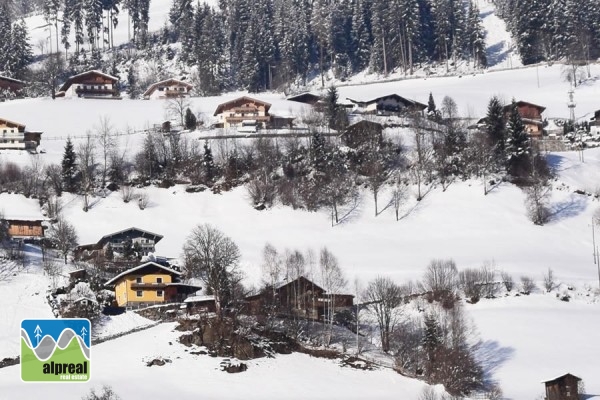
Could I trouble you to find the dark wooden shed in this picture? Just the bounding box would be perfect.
[543,373,581,400]
[340,120,383,149]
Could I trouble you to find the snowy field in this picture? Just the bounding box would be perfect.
[0,323,430,400]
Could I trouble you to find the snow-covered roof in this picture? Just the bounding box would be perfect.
[184,295,215,303]
[98,227,163,245]
[0,117,25,129]
[104,262,182,286]
[0,74,25,84]
[213,96,272,116]
[143,78,193,97]
[0,193,45,221]
[58,70,119,93]
[541,372,581,383]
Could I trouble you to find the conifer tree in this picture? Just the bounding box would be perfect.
[62,138,78,193]
[485,96,506,166]
[203,140,215,184]
[184,108,197,130]
[505,100,531,177]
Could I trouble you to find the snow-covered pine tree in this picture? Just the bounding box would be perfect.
[62,138,78,193]
[202,140,215,184]
[505,100,531,178]
[466,1,487,68]
[8,19,32,79]
[485,96,506,167]
[350,0,371,72]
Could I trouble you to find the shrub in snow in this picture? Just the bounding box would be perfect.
[519,276,536,295]
[81,385,121,400]
[543,268,556,292]
[120,185,136,203]
[500,271,514,292]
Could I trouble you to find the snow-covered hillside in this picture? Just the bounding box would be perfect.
[2,44,600,399]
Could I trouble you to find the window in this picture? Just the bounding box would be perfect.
[136,290,143,297]
[156,277,163,284]
[157,290,163,297]
[136,277,142,283]
[158,87,164,91]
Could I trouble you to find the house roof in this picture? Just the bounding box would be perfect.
[0,117,26,129]
[503,101,546,113]
[541,373,582,384]
[347,94,427,110]
[184,295,215,303]
[97,227,164,246]
[105,262,182,286]
[275,275,325,292]
[0,75,25,85]
[0,193,45,221]
[213,96,272,116]
[58,70,119,93]
[143,78,193,97]
[287,92,322,104]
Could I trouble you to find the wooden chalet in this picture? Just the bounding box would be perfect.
[542,373,582,400]
[56,70,120,99]
[246,276,354,321]
[143,78,193,100]
[74,227,163,261]
[503,100,545,137]
[0,117,43,151]
[341,120,383,149]
[105,261,201,308]
[346,94,427,116]
[0,193,46,239]
[0,75,25,98]
[213,96,272,129]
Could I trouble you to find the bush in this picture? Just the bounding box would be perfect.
[520,276,536,295]
[82,385,121,400]
[422,259,459,305]
[500,271,514,292]
[247,178,277,208]
[543,268,556,292]
[120,185,136,203]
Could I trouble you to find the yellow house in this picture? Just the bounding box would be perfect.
[105,262,201,308]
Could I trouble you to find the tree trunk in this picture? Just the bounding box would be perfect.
[320,42,324,88]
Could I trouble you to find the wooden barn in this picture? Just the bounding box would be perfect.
[542,373,582,400]
[340,120,383,149]
[0,75,25,98]
[503,100,545,137]
[143,78,193,99]
[56,70,120,99]
[246,276,354,321]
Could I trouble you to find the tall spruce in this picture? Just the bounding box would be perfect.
[485,96,506,166]
[62,138,78,193]
[505,100,531,177]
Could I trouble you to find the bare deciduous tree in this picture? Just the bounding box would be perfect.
[166,96,192,127]
[543,268,556,292]
[48,218,79,263]
[364,276,403,353]
[183,224,242,317]
[421,259,459,301]
[95,116,116,187]
[319,247,347,344]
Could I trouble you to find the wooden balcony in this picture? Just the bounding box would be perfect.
[130,282,167,289]
[225,116,270,123]
[75,87,119,97]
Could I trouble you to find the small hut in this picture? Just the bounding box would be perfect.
[542,373,582,400]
